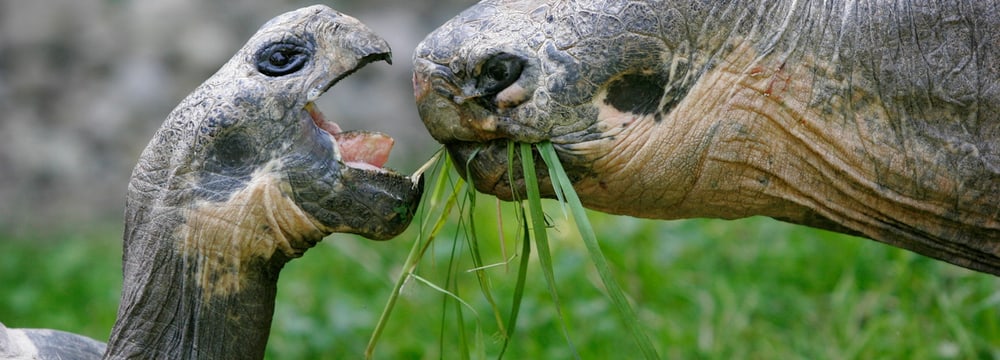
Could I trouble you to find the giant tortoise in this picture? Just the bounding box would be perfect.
[413,0,999,275]
[0,6,421,359]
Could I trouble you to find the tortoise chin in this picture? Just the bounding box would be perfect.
[443,140,556,202]
[296,163,424,241]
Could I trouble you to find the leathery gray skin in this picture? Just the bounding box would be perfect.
[0,6,422,359]
[413,1,999,275]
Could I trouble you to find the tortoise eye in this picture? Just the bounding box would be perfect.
[256,42,311,76]
[477,53,525,95]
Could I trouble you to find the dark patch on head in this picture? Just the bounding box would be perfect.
[604,73,666,115]
[196,130,268,202]
[208,132,257,169]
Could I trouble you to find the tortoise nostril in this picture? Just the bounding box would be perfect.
[477,53,525,97]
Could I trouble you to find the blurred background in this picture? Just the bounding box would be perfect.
[0,0,469,232]
[0,0,997,359]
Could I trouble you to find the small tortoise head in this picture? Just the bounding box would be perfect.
[129,5,422,272]
[413,0,696,200]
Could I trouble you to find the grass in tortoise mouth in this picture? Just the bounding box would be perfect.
[365,141,659,359]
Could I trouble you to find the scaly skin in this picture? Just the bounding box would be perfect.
[106,6,422,359]
[413,0,999,274]
[1,6,423,360]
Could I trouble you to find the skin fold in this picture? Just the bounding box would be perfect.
[412,0,999,274]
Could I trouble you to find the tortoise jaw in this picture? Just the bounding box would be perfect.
[414,58,554,201]
[305,51,398,174]
[291,100,423,240]
[335,166,424,240]
[445,140,555,202]
[291,38,422,240]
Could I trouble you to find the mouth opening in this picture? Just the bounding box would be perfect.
[446,140,554,201]
[305,101,393,172]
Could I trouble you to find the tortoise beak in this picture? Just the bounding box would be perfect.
[291,12,423,240]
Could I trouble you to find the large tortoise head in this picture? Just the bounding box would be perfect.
[412,0,1000,274]
[412,0,698,212]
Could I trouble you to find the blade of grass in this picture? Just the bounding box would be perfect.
[455,298,471,360]
[495,141,531,356]
[411,148,444,181]
[409,273,480,318]
[496,211,533,359]
[442,212,471,360]
[464,256,516,272]
[542,153,568,220]
[366,151,463,359]
[537,141,660,359]
[520,142,581,359]
[496,198,508,272]
[462,148,508,338]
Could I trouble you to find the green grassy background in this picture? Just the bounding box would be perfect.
[1,200,997,359]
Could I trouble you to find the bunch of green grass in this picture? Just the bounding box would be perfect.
[2,194,997,358]
[366,141,659,359]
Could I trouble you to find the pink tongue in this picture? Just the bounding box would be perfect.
[307,102,393,170]
[333,131,394,169]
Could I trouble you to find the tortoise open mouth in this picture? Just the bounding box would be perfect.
[302,51,415,180]
[288,53,422,241]
[305,102,395,173]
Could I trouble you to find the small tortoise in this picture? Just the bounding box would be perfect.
[413,0,999,275]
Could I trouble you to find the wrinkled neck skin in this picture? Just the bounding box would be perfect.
[103,163,325,358]
[103,207,288,359]
[570,1,998,272]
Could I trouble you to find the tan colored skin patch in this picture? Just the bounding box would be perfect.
[176,161,327,299]
[574,41,994,250]
[572,42,873,219]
